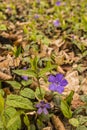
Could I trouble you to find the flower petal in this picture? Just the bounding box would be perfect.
[48,75,55,82]
[37,108,42,114]
[53,20,60,27]
[40,100,45,104]
[35,103,41,108]
[34,14,39,19]
[56,85,64,94]
[43,108,48,115]
[55,73,64,82]
[56,1,61,6]
[49,83,57,91]
[60,79,68,87]
[45,103,51,109]
[21,76,28,81]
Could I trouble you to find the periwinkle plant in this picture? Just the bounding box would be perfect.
[35,73,68,115]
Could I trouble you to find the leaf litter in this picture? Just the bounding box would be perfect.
[0,0,87,130]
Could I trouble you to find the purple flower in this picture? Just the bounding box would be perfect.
[21,67,28,81]
[7,7,12,11]
[53,20,60,27]
[34,14,39,19]
[36,101,50,115]
[48,73,68,94]
[56,1,61,6]
[71,35,74,39]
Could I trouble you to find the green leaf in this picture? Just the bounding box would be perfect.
[82,50,87,58]
[65,90,74,105]
[30,56,39,70]
[5,107,21,130]
[6,94,34,110]
[12,69,37,78]
[76,126,87,130]
[0,120,4,129]
[80,95,87,103]
[60,99,72,118]
[74,106,87,115]
[7,113,20,128]
[33,30,51,46]
[23,25,29,34]
[81,16,87,31]
[53,93,61,106]
[0,24,7,31]
[0,94,4,114]
[35,87,45,100]
[30,124,36,130]
[69,118,79,127]
[42,37,50,45]
[72,40,85,52]
[24,114,30,130]
[6,81,21,89]
[0,89,4,96]
[77,115,87,125]
[39,65,56,77]
[37,119,45,130]
[15,46,21,57]
[21,79,32,86]
[20,88,35,99]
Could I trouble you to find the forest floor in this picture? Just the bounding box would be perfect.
[0,0,87,130]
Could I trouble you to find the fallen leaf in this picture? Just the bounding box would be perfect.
[0,71,12,80]
[13,57,21,67]
[64,71,80,95]
[71,93,85,109]
[57,66,65,74]
[81,78,87,94]
[51,115,66,130]
[42,127,52,130]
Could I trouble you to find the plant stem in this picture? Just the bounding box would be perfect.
[37,73,43,100]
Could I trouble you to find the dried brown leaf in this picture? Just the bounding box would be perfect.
[0,59,11,70]
[13,57,20,67]
[57,66,65,74]
[0,71,12,80]
[39,78,50,92]
[0,55,21,71]
[3,87,11,95]
[0,54,13,69]
[64,71,80,95]
[81,78,87,94]
[1,32,17,40]
[71,93,85,109]
[14,35,22,46]
[51,39,64,48]
[0,56,5,61]
[51,115,66,130]
[55,55,64,65]
[42,127,52,130]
